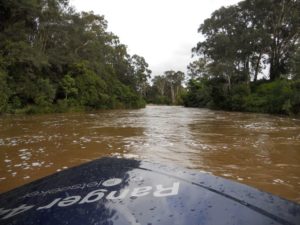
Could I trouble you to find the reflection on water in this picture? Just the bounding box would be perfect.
[0,105,300,202]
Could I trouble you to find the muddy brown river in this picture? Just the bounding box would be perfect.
[0,105,299,203]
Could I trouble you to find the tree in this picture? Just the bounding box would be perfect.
[0,0,149,113]
[165,70,185,104]
[238,0,300,80]
[291,45,300,80]
[194,0,300,83]
[61,74,78,99]
[185,0,300,115]
[145,71,185,105]
[187,58,209,80]
[152,75,166,96]
[33,78,56,107]
[130,54,151,97]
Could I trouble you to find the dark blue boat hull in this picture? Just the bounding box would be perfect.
[0,157,299,225]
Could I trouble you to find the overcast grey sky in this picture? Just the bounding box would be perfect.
[70,0,240,76]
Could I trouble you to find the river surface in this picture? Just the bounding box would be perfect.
[0,105,300,203]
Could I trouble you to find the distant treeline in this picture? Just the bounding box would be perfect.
[146,70,185,105]
[0,0,152,114]
[183,0,300,115]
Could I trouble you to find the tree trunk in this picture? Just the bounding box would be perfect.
[158,83,165,96]
[170,85,175,104]
[269,51,280,81]
[245,58,250,84]
[254,52,262,82]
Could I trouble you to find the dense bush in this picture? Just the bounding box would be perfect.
[183,79,211,107]
[246,80,293,114]
[0,0,149,114]
[185,0,300,116]
[0,70,10,113]
[184,78,300,116]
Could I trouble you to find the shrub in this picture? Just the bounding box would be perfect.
[246,80,292,114]
[0,70,10,113]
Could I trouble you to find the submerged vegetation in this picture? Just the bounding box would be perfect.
[183,0,300,115]
[0,0,150,114]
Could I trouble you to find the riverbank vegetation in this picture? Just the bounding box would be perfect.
[146,70,186,105]
[183,0,300,115]
[1,0,299,116]
[0,0,151,114]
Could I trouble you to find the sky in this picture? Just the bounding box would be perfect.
[70,0,241,76]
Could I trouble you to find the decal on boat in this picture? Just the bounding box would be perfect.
[21,178,124,199]
[1,179,180,220]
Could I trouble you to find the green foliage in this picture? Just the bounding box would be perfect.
[0,70,10,113]
[194,0,299,83]
[0,0,150,114]
[74,66,107,108]
[130,55,151,97]
[61,74,78,99]
[146,71,185,105]
[153,96,171,105]
[183,79,211,108]
[34,78,56,107]
[249,80,292,114]
[109,81,146,109]
[187,58,209,80]
[291,46,300,80]
[185,0,300,116]
[290,80,300,115]
[184,78,300,115]
[228,83,250,111]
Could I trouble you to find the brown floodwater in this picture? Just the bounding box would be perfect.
[0,105,300,203]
